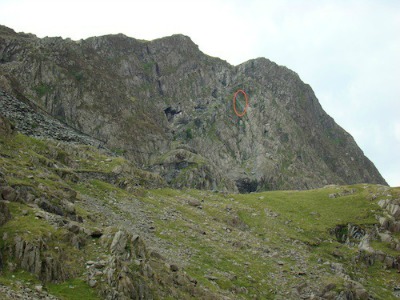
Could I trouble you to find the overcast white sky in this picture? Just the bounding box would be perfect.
[1,0,399,186]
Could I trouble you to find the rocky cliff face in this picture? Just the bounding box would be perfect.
[0,25,387,191]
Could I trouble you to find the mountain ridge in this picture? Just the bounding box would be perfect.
[0,25,387,192]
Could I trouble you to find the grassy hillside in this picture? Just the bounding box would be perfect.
[0,131,399,299]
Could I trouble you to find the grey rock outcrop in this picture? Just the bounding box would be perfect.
[0,284,60,300]
[1,186,18,202]
[337,192,400,274]
[0,90,101,146]
[7,236,68,282]
[0,114,14,136]
[0,170,11,226]
[110,230,128,255]
[0,201,11,225]
[0,25,387,191]
[91,229,214,299]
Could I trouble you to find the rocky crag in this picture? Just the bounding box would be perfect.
[0,89,101,146]
[0,25,387,192]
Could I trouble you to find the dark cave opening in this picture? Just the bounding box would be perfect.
[236,178,258,193]
[164,107,181,122]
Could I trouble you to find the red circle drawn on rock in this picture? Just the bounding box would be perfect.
[233,89,249,117]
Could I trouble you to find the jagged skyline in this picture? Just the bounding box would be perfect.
[0,0,399,186]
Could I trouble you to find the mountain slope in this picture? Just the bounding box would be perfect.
[1,115,399,299]
[0,25,387,191]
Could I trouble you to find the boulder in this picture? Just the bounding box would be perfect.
[379,217,390,230]
[322,283,336,293]
[170,264,179,272]
[346,281,369,300]
[38,199,64,216]
[88,279,97,288]
[1,186,18,202]
[374,250,386,262]
[388,204,400,219]
[150,250,165,261]
[378,199,390,209]
[188,199,201,207]
[378,232,392,243]
[61,200,76,215]
[358,234,374,253]
[131,235,147,259]
[384,256,396,269]
[66,223,81,234]
[354,287,369,300]
[110,230,128,254]
[13,185,35,202]
[389,221,400,233]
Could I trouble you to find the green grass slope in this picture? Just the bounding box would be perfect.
[1,131,399,299]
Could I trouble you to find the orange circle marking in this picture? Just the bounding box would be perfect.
[233,89,249,117]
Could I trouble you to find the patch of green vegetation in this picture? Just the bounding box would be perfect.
[34,83,52,97]
[70,70,84,82]
[47,278,101,300]
[234,186,379,243]
[0,269,41,287]
[2,135,125,175]
[142,188,278,298]
[163,65,178,75]
[185,128,193,140]
[111,148,126,156]
[152,148,207,166]
[0,202,57,243]
[370,241,400,257]
[90,179,125,196]
[357,260,399,299]
[142,61,155,75]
